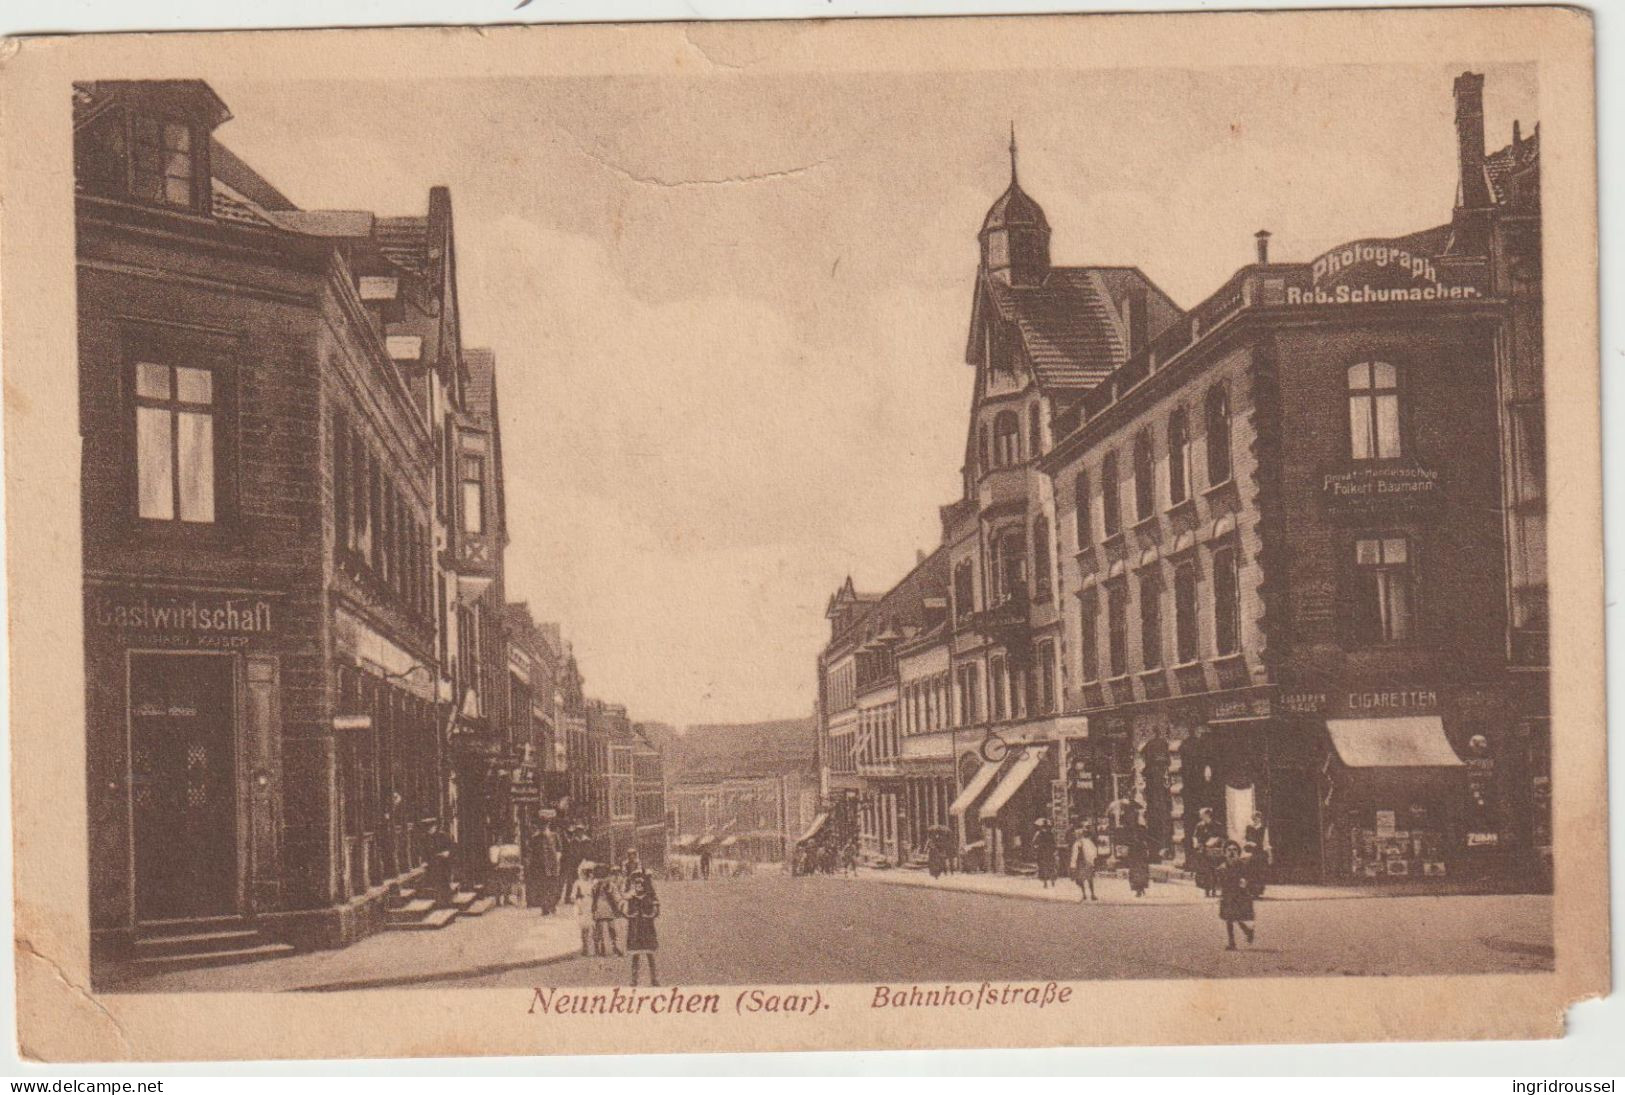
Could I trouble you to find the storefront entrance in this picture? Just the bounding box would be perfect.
[128,652,238,921]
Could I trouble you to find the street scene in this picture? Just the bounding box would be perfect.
[72,59,1549,995]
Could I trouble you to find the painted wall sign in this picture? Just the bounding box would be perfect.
[93,594,273,635]
[1322,465,1442,517]
[1288,240,1486,305]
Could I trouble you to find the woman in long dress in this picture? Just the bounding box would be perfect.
[1069,826,1098,902]
[1124,824,1151,897]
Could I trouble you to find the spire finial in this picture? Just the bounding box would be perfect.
[1009,121,1018,184]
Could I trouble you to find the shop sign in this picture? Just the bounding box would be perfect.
[1344,689,1439,714]
[1290,241,1485,305]
[92,592,274,648]
[1210,696,1272,722]
[1281,692,1328,715]
[1466,832,1500,847]
[1321,465,1441,518]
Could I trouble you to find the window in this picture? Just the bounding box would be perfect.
[1078,593,1100,683]
[1139,574,1163,670]
[1133,431,1156,522]
[1353,536,1415,643]
[461,454,485,535]
[132,116,195,209]
[993,411,1021,467]
[994,527,1026,605]
[1168,409,1191,505]
[1213,545,1240,656]
[1029,404,1043,457]
[333,413,351,551]
[134,361,215,523]
[954,559,975,621]
[990,656,1008,720]
[1102,451,1121,537]
[1036,640,1057,714]
[1107,582,1129,678]
[1348,361,1402,460]
[956,663,980,725]
[1032,515,1052,601]
[1074,471,1091,548]
[1174,561,1200,664]
[1206,384,1233,487]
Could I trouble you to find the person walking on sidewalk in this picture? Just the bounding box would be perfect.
[625,870,661,987]
[841,839,859,877]
[1216,841,1257,949]
[1191,808,1222,897]
[1033,819,1057,888]
[1069,825,1098,902]
[1123,822,1152,898]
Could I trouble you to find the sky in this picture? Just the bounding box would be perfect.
[209,61,1537,728]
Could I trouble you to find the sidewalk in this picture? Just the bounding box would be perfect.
[850,865,1518,906]
[102,904,584,994]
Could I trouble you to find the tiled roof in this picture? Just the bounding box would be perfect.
[210,180,275,228]
[1484,129,1539,205]
[667,718,820,783]
[982,267,1127,391]
[374,216,431,275]
[464,347,496,417]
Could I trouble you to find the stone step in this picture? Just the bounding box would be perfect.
[386,897,436,923]
[133,928,263,959]
[450,890,477,909]
[387,906,458,931]
[460,896,496,917]
[130,941,295,974]
[136,914,249,938]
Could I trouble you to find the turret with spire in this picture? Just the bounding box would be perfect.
[979,124,1051,288]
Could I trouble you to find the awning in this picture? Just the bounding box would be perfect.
[1326,716,1465,768]
[980,746,1050,821]
[798,813,829,843]
[948,758,1003,817]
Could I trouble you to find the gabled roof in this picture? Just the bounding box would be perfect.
[1484,126,1539,206]
[971,266,1163,392]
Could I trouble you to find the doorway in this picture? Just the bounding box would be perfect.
[128,653,238,921]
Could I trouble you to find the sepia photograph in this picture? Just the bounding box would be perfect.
[1,6,1606,1063]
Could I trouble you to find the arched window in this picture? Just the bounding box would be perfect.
[1206,384,1233,486]
[1074,470,1091,548]
[993,411,1021,467]
[1348,361,1402,460]
[1029,403,1043,457]
[953,558,975,621]
[1133,430,1156,522]
[1168,409,1191,505]
[1033,515,1053,601]
[1101,451,1121,537]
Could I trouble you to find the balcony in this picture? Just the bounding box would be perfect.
[968,593,1031,643]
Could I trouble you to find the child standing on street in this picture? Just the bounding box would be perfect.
[590,863,624,956]
[625,870,661,987]
[1069,826,1098,902]
[1216,841,1257,950]
[572,862,595,957]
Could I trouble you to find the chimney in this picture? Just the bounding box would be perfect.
[1454,71,1492,208]
[1254,229,1272,264]
[1513,119,1522,148]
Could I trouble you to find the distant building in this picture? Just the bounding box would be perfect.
[666,718,820,863]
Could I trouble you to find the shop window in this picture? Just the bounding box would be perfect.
[1139,574,1163,669]
[1206,384,1233,486]
[1168,409,1191,505]
[1101,451,1121,537]
[131,116,198,210]
[1079,592,1100,683]
[1106,582,1128,678]
[134,361,216,523]
[1348,361,1402,461]
[1213,545,1240,656]
[1174,561,1200,664]
[461,454,486,535]
[1074,470,1091,548]
[1033,515,1053,601]
[993,410,1021,467]
[1353,536,1415,644]
[1133,431,1156,522]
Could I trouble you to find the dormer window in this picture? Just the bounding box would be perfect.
[132,116,199,210]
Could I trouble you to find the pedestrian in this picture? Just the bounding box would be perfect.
[489,833,524,906]
[1191,808,1222,897]
[1124,823,1151,897]
[1069,825,1098,902]
[590,862,624,956]
[841,840,859,877]
[1242,840,1269,899]
[1216,840,1257,949]
[625,870,661,987]
[698,845,712,880]
[529,822,563,915]
[559,826,583,906]
[927,829,947,879]
[1245,812,1270,866]
[572,862,595,956]
[1033,819,1057,888]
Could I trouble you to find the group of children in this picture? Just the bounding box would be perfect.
[570,853,662,986]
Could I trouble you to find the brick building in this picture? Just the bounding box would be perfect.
[75,80,516,958]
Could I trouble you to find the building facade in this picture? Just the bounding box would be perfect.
[817,73,1546,886]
